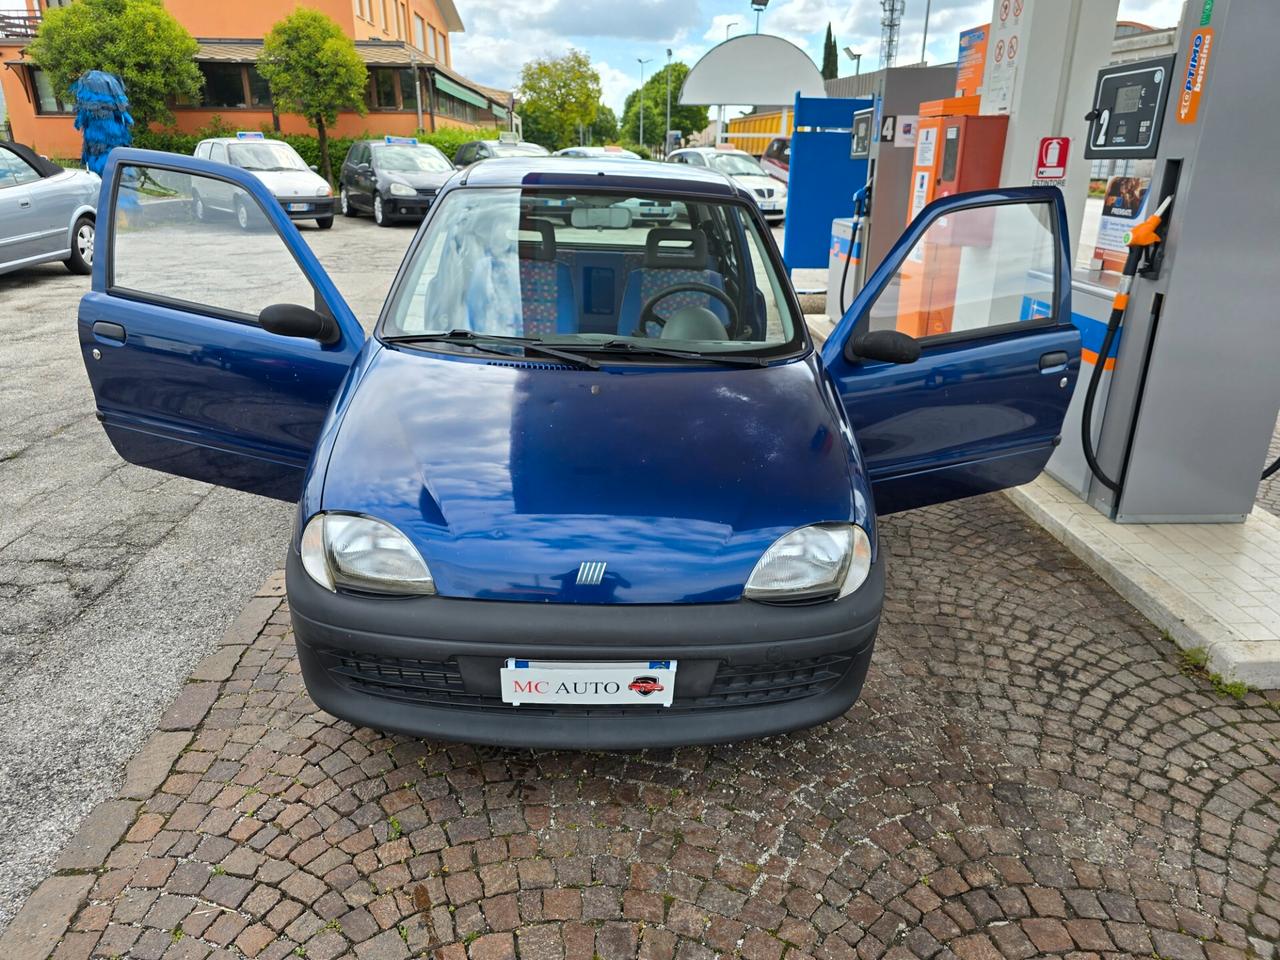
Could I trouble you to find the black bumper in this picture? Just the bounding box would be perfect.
[384,195,435,219]
[279,197,337,220]
[286,548,883,749]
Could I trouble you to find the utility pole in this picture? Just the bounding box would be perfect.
[664,48,672,158]
[636,57,652,149]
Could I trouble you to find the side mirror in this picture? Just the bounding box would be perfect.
[844,329,921,365]
[259,303,341,345]
[309,164,319,172]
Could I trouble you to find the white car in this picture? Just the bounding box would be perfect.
[193,135,336,229]
[667,147,788,222]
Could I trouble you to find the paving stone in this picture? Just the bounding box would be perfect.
[54,800,139,870]
[0,874,94,960]
[120,731,194,800]
[159,684,221,732]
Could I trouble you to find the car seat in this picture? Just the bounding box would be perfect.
[518,218,576,338]
[618,229,727,337]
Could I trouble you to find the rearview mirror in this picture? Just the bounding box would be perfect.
[309,164,319,172]
[571,206,632,230]
[259,303,340,345]
[845,329,921,365]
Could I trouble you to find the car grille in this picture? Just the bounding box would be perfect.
[323,651,850,716]
[416,188,436,198]
[754,187,775,199]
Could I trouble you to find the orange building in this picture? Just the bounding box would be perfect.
[0,0,512,157]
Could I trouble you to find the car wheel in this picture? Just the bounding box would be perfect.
[373,194,391,227]
[193,192,207,222]
[316,216,334,230]
[340,187,356,217]
[64,215,94,275]
[235,198,252,231]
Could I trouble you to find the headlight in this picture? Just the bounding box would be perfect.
[744,523,871,602]
[388,182,416,197]
[300,513,435,595]
[315,184,333,197]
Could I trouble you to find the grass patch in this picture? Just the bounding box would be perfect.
[1175,644,1251,701]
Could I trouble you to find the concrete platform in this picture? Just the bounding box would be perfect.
[1007,473,1280,689]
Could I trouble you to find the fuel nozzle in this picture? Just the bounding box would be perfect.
[1123,194,1172,247]
[1122,194,1173,278]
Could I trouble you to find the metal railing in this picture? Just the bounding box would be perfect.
[0,13,40,39]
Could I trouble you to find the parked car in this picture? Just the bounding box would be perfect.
[761,136,791,183]
[553,146,640,159]
[338,137,455,226]
[0,140,97,277]
[453,138,549,167]
[548,146,675,224]
[79,148,1078,748]
[193,134,335,229]
[668,146,788,222]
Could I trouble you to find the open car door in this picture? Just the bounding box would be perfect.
[79,148,365,501]
[822,187,1079,515]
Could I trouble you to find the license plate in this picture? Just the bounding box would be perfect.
[287,203,310,212]
[500,659,677,707]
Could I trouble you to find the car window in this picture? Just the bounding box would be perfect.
[489,142,550,158]
[685,154,706,167]
[383,186,799,357]
[228,142,308,172]
[860,201,1058,340]
[371,144,452,173]
[709,154,767,177]
[111,164,317,321]
[211,142,228,164]
[0,146,42,187]
[194,142,210,160]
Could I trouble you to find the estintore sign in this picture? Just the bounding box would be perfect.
[1034,136,1069,180]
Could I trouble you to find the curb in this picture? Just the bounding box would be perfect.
[0,575,285,960]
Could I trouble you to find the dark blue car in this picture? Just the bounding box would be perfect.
[79,150,1078,748]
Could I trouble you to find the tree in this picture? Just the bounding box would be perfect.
[620,62,707,151]
[517,51,601,151]
[822,23,839,80]
[258,9,367,183]
[27,0,202,127]
[590,105,619,145]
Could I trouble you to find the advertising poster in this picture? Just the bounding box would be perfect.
[955,25,989,97]
[1092,176,1149,272]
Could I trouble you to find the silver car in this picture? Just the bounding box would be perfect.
[0,140,98,277]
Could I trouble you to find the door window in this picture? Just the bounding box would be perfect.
[860,201,1057,340]
[111,164,316,321]
[0,147,42,187]
[211,142,228,164]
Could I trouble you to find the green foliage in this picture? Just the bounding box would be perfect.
[518,50,602,151]
[27,0,202,126]
[590,105,619,145]
[822,23,839,81]
[258,8,368,181]
[620,62,707,152]
[616,142,651,160]
[1175,644,1251,701]
[133,116,499,184]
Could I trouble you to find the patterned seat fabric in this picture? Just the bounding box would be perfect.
[519,259,564,338]
[619,228,728,337]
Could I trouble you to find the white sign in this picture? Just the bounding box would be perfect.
[500,660,678,707]
[909,170,931,222]
[914,126,937,167]
[895,114,919,148]
[982,0,1030,114]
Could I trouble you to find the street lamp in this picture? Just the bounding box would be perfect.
[750,0,769,33]
[664,48,672,157]
[724,20,739,40]
[843,46,862,75]
[637,57,652,149]
[920,0,933,64]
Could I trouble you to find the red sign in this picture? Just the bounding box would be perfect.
[1007,35,1019,61]
[994,38,1005,63]
[999,0,1010,21]
[1034,137,1069,180]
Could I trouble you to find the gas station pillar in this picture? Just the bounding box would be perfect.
[978,0,1119,249]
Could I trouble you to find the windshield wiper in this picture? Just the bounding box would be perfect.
[383,330,600,369]
[577,340,769,366]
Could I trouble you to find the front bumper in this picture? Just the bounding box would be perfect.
[277,196,337,220]
[384,191,437,219]
[285,548,884,749]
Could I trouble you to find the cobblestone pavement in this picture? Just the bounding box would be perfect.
[1255,417,1280,518]
[13,493,1279,960]
[0,215,416,933]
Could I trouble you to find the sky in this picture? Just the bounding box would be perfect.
[449,0,1187,115]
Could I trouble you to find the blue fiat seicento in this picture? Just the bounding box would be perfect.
[80,149,1078,748]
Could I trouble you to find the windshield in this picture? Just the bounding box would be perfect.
[228,142,308,172]
[382,187,799,357]
[491,142,550,158]
[709,154,766,177]
[373,144,452,172]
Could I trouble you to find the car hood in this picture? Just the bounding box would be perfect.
[321,346,871,603]
[381,169,452,189]
[250,168,330,196]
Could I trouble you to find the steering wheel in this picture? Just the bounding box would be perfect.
[636,282,741,339]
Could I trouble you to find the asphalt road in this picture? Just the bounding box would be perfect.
[0,212,417,932]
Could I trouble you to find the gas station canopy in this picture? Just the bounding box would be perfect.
[680,34,826,106]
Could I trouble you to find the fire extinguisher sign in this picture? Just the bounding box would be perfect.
[1033,136,1069,182]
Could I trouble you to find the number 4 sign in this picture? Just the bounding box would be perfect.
[1034,136,1069,180]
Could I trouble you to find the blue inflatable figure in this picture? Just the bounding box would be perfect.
[70,70,133,177]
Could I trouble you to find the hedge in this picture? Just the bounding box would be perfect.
[132,115,503,178]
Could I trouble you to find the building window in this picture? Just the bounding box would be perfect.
[398,68,418,109]
[442,33,449,66]
[200,63,249,108]
[367,67,419,111]
[372,68,397,109]
[429,25,437,59]
[436,92,477,123]
[413,14,425,51]
[246,66,271,108]
[29,67,73,114]
[381,0,389,31]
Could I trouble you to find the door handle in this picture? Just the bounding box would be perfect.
[1039,351,1069,371]
[18,199,31,208]
[92,321,127,343]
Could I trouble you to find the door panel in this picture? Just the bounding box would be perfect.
[80,149,365,501]
[822,187,1079,514]
[0,146,50,264]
